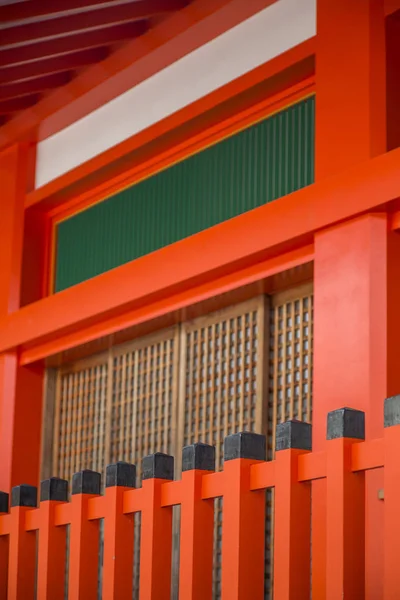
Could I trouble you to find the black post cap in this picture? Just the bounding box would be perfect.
[72,470,101,495]
[142,453,174,481]
[11,484,37,508]
[224,431,266,462]
[327,407,365,440]
[40,477,68,502]
[182,443,215,472]
[276,420,312,451]
[384,395,400,428]
[106,462,136,488]
[0,491,9,513]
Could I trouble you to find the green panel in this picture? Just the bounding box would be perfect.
[55,96,315,292]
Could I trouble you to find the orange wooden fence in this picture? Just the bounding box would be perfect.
[0,398,400,599]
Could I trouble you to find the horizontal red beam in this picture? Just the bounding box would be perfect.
[3,144,400,361]
[0,95,39,115]
[0,48,108,85]
[0,0,186,48]
[0,22,146,68]
[0,73,71,102]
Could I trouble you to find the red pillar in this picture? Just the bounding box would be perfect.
[314,1,387,597]
[0,143,44,492]
[314,215,400,598]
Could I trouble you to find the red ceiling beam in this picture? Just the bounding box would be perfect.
[0,22,147,68]
[0,95,40,115]
[0,48,109,85]
[0,0,139,23]
[0,73,72,102]
[0,0,186,48]
[0,0,188,24]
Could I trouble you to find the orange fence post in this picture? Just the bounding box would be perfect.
[179,443,215,600]
[325,408,365,599]
[221,432,266,600]
[102,462,136,600]
[68,470,101,600]
[8,484,37,600]
[274,420,312,600]
[0,492,9,600]
[140,453,173,600]
[383,395,400,599]
[37,478,68,600]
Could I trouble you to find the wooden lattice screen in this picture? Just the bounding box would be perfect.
[48,288,313,600]
[179,297,268,598]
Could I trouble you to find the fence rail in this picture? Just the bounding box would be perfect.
[1,397,400,599]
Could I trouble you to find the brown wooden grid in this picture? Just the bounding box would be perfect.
[53,356,109,482]
[49,288,313,599]
[266,283,314,598]
[179,297,268,599]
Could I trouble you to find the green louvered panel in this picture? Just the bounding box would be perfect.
[55,96,315,292]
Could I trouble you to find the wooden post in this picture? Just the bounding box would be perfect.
[221,432,266,600]
[179,443,215,600]
[314,1,387,595]
[274,420,312,599]
[37,478,68,600]
[325,408,365,599]
[140,453,173,600]
[8,485,37,600]
[0,144,44,493]
[68,470,101,600]
[102,462,136,600]
[0,492,9,600]
[383,395,400,599]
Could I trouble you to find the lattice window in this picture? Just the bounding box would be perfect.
[268,285,313,456]
[180,298,268,599]
[265,284,313,598]
[110,330,178,473]
[53,358,108,482]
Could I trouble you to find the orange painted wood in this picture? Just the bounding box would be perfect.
[221,459,265,599]
[313,215,400,600]
[297,451,326,482]
[4,142,400,363]
[383,423,400,598]
[139,479,172,600]
[351,439,385,472]
[250,460,275,490]
[316,0,386,180]
[274,449,311,599]
[68,493,100,600]
[325,438,365,599]
[0,505,8,600]
[20,246,313,365]
[27,47,315,214]
[102,486,134,600]
[44,78,315,221]
[8,506,36,600]
[0,144,31,315]
[37,501,67,600]
[179,470,213,600]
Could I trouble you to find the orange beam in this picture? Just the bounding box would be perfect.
[19,245,313,364]
[2,141,400,361]
[0,0,278,150]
